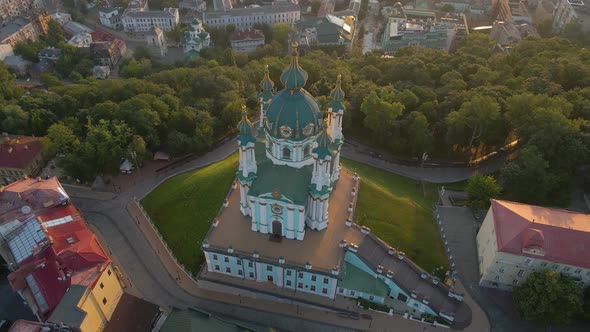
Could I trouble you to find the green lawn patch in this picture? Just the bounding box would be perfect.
[141,153,238,273]
[342,158,450,273]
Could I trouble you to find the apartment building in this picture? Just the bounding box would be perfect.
[121,7,179,32]
[477,199,590,291]
[203,1,300,28]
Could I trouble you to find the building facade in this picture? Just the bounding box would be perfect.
[230,28,265,53]
[0,0,39,20]
[99,7,123,29]
[477,199,590,291]
[0,134,45,181]
[0,17,38,45]
[146,27,167,57]
[121,8,179,32]
[0,178,125,331]
[183,18,210,53]
[203,1,300,28]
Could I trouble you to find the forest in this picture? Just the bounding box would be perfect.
[1,33,589,205]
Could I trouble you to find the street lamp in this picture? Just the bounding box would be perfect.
[421,152,429,198]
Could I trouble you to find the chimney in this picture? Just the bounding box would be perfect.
[8,147,13,154]
[24,144,29,150]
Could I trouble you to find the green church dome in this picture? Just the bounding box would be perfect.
[265,89,321,141]
[313,120,333,159]
[259,64,274,92]
[330,74,345,101]
[280,42,308,90]
[265,44,321,141]
[237,105,256,145]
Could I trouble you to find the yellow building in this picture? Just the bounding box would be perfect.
[477,200,590,291]
[49,263,124,332]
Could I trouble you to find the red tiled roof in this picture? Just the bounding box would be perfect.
[0,177,70,223]
[491,199,590,269]
[91,30,116,42]
[7,204,110,318]
[230,29,265,42]
[0,135,43,170]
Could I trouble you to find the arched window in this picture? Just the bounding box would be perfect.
[303,144,311,158]
[283,147,291,160]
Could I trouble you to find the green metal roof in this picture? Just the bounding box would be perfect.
[339,262,389,298]
[280,42,308,90]
[259,64,275,92]
[313,122,333,159]
[248,140,312,205]
[330,74,345,102]
[265,89,322,141]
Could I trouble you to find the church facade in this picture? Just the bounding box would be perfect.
[200,44,471,326]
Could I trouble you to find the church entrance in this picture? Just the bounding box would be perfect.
[272,220,282,236]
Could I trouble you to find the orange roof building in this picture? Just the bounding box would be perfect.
[476,199,590,290]
[0,133,45,182]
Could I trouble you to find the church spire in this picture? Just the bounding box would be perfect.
[329,74,345,102]
[313,120,333,160]
[237,105,256,146]
[280,42,308,90]
[259,65,274,92]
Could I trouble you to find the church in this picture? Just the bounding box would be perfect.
[200,43,471,327]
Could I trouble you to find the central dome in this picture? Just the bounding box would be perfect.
[265,89,321,141]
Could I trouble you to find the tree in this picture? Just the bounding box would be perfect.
[501,146,553,204]
[584,286,590,320]
[40,73,63,88]
[440,4,455,12]
[272,23,294,48]
[1,105,29,134]
[194,110,214,151]
[513,269,583,326]
[128,135,147,166]
[46,19,65,46]
[406,111,433,156]
[536,19,554,38]
[13,41,41,62]
[466,174,500,210]
[360,91,404,144]
[446,95,501,148]
[43,123,80,156]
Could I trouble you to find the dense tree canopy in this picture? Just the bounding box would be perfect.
[0,33,588,199]
[513,270,583,326]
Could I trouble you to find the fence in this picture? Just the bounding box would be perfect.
[128,200,198,283]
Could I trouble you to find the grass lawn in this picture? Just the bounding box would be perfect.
[141,153,238,273]
[342,158,451,273]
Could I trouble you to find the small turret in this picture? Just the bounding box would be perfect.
[237,105,256,146]
[312,120,333,160]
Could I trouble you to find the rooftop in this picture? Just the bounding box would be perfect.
[0,134,43,171]
[122,8,179,18]
[204,2,300,19]
[0,177,69,224]
[8,320,65,332]
[230,28,265,42]
[47,284,88,327]
[491,199,590,269]
[206,169,363,273]
[0,17,31,41]
[356,234,471,325]
[104,293,161,332]
[339,261,389,297]
[248,140,313,205]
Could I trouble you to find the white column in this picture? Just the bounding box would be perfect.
[277,266,284,287]
[287,209,294,239]
[251,201,258,231]
[297,209,305,240]
[256,262,263,282]
[259,99,264,128]
[260,203,268,234]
